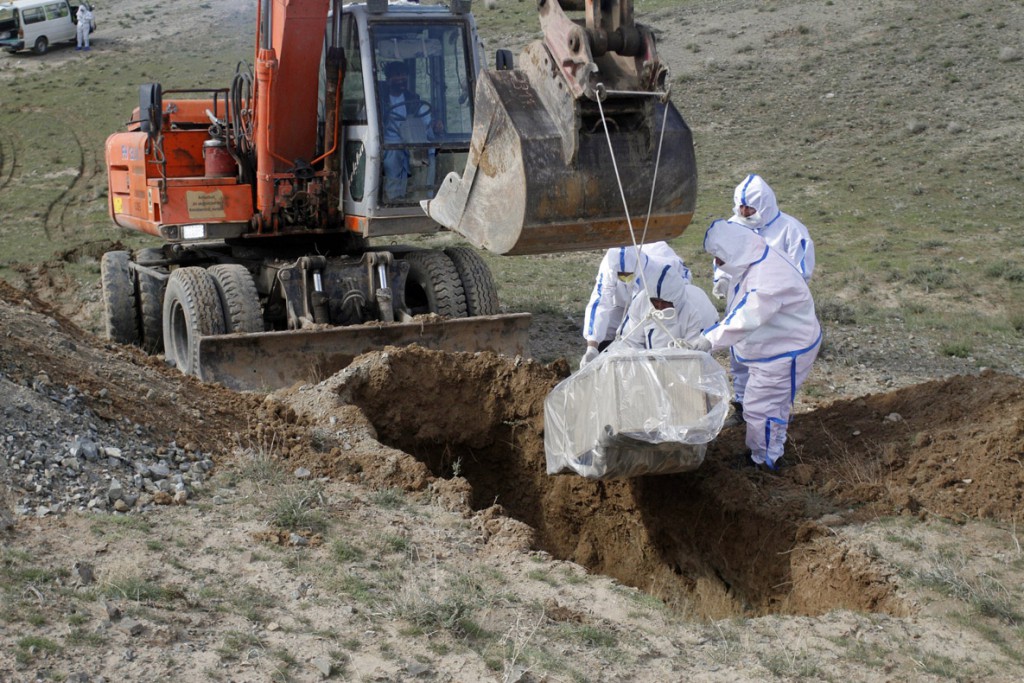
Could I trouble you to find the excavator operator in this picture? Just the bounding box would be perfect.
[381,61,443,202]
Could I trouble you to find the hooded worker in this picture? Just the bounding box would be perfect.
[580,242,691,368]
[711,174,815,299]
[76,3,94,51]
[618,257,718,350]
[380,61,442,201]
[691,220,821,470]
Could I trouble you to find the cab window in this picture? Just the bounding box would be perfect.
[370,22,474,144]
[340,14,366,125]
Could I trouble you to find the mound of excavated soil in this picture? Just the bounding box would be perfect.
[786,373,1024,522]
[277,346,1023,619]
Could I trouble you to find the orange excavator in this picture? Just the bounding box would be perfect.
[101,0,696,390]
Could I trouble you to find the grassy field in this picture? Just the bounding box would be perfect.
[1,0,1022,372]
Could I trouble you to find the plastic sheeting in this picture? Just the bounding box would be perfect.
[544,345,730,479]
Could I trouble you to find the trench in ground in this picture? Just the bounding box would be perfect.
[346,349,903,619]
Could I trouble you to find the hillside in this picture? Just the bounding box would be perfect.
[2,1,1024,681]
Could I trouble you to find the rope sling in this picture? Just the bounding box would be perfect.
[594,84,687,349]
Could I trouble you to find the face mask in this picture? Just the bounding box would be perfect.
[733,213,757,228]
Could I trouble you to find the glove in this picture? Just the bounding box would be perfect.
[689,336,712,353]
[711,277,729,300]
[579,346,600,369]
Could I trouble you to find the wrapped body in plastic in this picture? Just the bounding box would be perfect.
[544,345,730,479]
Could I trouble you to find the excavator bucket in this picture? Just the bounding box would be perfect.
[197,313,531,391]
[422,1,697,256]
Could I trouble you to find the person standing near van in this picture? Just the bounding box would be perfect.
[76,3,93,51]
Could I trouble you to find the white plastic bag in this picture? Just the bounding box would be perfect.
[544,345,730,479]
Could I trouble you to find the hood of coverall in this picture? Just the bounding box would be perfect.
[638,258,688,308]
[732,174,780,229]
[604,242,671,275]
[703,219,769,279]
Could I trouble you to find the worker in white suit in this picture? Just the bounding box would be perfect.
[712,174,814,297]
[580,242,690,368]
[690,220,821,470]
[618,258,718,350]
[76,3,93,51]
[711,174,815,426]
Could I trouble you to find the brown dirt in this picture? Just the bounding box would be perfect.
[268,344,1023,622]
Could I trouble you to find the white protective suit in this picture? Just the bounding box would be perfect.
[618,257,718,349]
[700,220,821,468]
[712,174,814,298]
[582,242,690,349]
[76,5,93,50]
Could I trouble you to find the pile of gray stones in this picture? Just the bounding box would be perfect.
[0,369,215,520]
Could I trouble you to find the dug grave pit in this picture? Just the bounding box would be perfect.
[334,346,928,620]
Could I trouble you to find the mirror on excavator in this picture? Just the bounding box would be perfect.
[422,0,697,256]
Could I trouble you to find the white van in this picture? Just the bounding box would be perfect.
[0,0,93,54]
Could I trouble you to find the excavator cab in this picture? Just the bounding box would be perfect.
[337,2,480,237]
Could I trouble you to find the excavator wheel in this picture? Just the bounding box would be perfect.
[162,267,226,377]
[443,246,500,317]
[403,250,467,319]
[100,251,141,346]
[134,248,167,354]
[208,264,263,333]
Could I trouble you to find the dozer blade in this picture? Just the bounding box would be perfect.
[197,313,531,392]
[422,57,697,256]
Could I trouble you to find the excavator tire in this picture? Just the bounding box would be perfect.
[100,251,141,346]
[403,250,467,319]
[162,267,226,377]
[444,246,500,317]
[208,264,263,333]
[134,248,167,354]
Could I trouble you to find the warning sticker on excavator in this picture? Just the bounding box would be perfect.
[113,197,123,214]
[186,190,227,219]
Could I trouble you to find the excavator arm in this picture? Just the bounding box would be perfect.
[422,0,696,255]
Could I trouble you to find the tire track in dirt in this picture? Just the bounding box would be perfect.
[42,121,88,241]
[0,131,17,192]
[0,111,85,242]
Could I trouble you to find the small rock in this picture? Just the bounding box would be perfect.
[104,600,122,620]
[294,467,312,479]
[153,491,174,505]
[310,655,333,678]
[73,561,95,585]
[405,661,431,677]
[117,618,144,637]
[998,46,1020,62]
